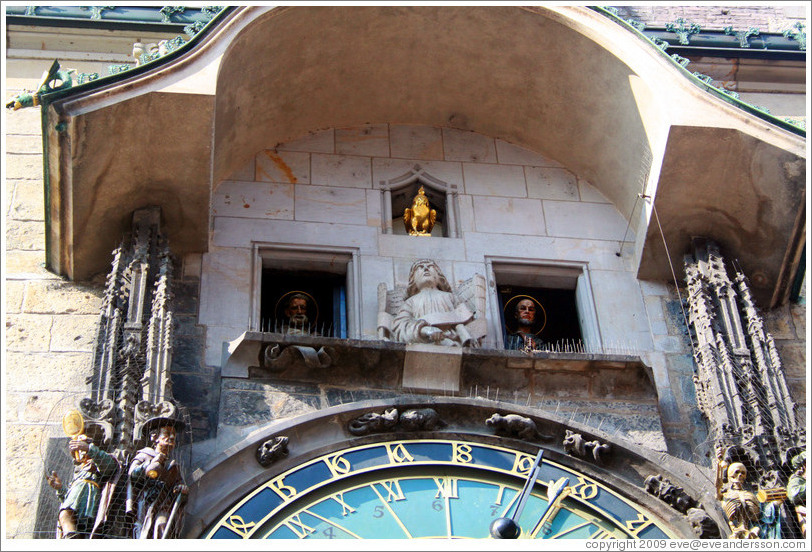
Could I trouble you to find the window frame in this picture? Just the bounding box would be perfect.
[250,243,361,338]
[485,256,603,352]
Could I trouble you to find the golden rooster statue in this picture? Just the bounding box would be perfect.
[404,186,437,236]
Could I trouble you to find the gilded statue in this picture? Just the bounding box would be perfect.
[403,186,436,236]
[378,259,486,347]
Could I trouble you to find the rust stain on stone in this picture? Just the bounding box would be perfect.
[262,150,298,184]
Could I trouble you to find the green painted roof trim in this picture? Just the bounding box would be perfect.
[35,6,232,107]
[591,6,806,137]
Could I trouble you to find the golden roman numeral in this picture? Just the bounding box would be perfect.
[494,484,507,505]
[385,443,414,464]
[222,515,255,538]
[266,476,298,501]
[331,492,357,516]
[377,479,406,502]
[588,528,615,539]
[624,513,654,536]
[323,453,352,477]
[511,453,535,476]
[283,513,316,539]
[433,477,459,499]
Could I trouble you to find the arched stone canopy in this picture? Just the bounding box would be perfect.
[45,6,804,307]
[183,398,725,539]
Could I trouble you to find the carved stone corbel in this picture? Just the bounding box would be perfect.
[563,429,611,464]
[256,436,289,467]
[261,344,333,372]
[485,413,550,442]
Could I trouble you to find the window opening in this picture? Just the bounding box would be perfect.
[260,269,347,337]
[488,259,602,353]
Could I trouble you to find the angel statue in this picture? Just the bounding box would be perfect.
[378,259,486,347]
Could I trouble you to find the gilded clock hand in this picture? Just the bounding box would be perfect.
[489,449,544,539]
[530,477,571,538]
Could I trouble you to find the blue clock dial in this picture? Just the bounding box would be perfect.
[205,440,675,539]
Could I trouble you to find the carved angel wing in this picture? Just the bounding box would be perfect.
[454,274,487,342]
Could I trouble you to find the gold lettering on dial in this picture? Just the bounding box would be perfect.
[331,492,357,516]
[324,453,352,477]
[386,443,414,464]
[266,476,298,501]
[624,513,654,536]
[511,452,535,475]
[588,528,616,540]
[433,477,459,499]
[452,443,473,464]
[571,476,598,500]
[377,479,406,502]
[222,515,255,538]
[283,513,316,539]
[494,484,507,505]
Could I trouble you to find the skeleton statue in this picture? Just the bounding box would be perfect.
[717,461,761,539]
[378,259,486,347]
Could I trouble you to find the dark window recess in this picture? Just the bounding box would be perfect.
[497,284,582,350]
[260,269,347,338]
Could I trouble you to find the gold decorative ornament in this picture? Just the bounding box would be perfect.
[62,410,87,462]
[403,186,436,236]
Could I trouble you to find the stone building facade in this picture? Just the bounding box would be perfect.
[3,5,807,540]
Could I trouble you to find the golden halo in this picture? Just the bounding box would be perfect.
[502,295,546,336]
[274,290,319,327]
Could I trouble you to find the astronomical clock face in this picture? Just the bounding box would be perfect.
[204,440,676,539]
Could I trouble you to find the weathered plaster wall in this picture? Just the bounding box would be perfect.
[612,5,807,32]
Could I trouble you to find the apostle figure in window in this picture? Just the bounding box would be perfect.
[276,292,321,336]
[127,421,188,539]
[392,259,476,347]
[505,296,546,352]
[46,434,120,538]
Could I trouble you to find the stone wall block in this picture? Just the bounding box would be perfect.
[372,158,463,187]
[4,424,50,459]
[5,106,43,135]
[336,124,389,157]
[442,128,496,163]
[20,392,72,424]
[311,154,372,188]
[4,493,36,538]
[6,134,43,154]
[212,180,294,220]
[643,295,668,336]
[49,315,98,352]
[590,369,655,399]
[8,180,45,221]
[5,352,91,392]
[6,314,53,352]
[495,139,562,167]
[526,167,579,201]
[171,280,200,315]
[776,343,807,379]
[6,154,43,180]
[763,305,796,339]
[389,125,443,160]
[472,196,545,236]
[4,251,56,279]
[182,253,202,279]
[577,178,611,204]
[543,201,627,242]
[6,281,26,314]
[172,334,205,373]
[463,163,526,197]
[531,371,592,398]
[294,185,369,225]
[22,281,102,314]
[255,150,310,184]
[277,129,335,154]
[6,220,45,250]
